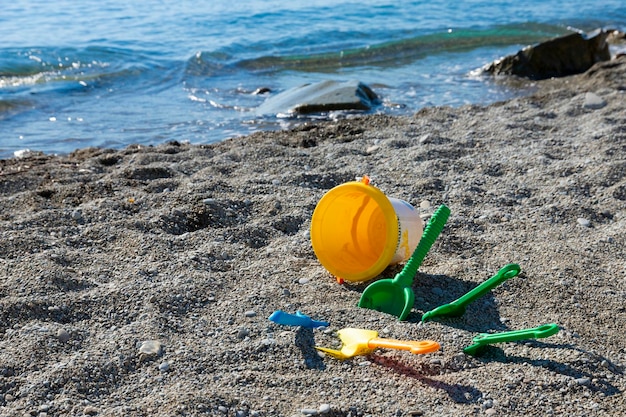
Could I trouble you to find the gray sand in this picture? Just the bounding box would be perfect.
[1,57,625,416]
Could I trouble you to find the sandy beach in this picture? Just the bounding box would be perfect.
[1,56,625,416]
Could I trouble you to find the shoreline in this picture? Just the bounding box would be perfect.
[1,57,625,416]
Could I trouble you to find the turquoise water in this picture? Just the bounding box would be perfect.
[1,1,625,159]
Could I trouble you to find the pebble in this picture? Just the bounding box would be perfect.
[71,210,83,221]
[57,329,71,343]
[575,377,591,386]
[301,408,318,415]
[419,133,431,144]
[577,218,591,227]
[430,358,443,366]
[319,404,331,414]
[245,310,257,318]
[139,340,163,356]
[451,352,466,367]
[260,338,276,346]
[420,200,431,210]
[83,406,98,415]
[298,277,310,284]
[237,328,250,339]
[582,92,607,109]
[158,361,170,372]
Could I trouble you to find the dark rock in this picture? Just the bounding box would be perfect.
[607,29,626,58]
[252,87,271,95]
[484,30,611,79]
[256,80,380,116]
[607,29,626,45]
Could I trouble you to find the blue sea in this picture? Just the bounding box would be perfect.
[1,1,625,159]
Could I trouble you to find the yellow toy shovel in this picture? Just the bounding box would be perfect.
[316,328,440,360]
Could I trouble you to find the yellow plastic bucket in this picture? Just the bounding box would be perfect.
[310,177,423,282]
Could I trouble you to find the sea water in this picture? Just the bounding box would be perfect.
[1,0,625,159]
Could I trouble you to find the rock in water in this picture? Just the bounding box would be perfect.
[256,80,380,116]
[484,29,611,79]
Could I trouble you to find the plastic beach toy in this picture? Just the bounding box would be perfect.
[268,310,329,328]
[358,204,450,320]
[421,263,521,322]
[310,176,424,282]
[463,323,560,356]
[315,328,440,360]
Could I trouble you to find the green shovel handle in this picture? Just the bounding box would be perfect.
[421,263,520,322]
[463,323,560,356]
[453,263,520,308]
[471,323,560,345]
[393,204,450,287]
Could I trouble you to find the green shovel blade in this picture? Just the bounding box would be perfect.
[358,204,450,320]
[357,279,415,320]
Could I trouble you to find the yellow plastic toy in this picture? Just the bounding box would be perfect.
[316,328,440,360]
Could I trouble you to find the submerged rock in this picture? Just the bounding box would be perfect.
[256,79,380,116]
[484,29,611,79]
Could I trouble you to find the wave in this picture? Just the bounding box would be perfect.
[0,46,179,93]
[186,23,573,76]
[243,23,574,72]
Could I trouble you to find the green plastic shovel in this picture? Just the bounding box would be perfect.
[358,204,450,320]
[421,263,521,322]
[463,323,560,356]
